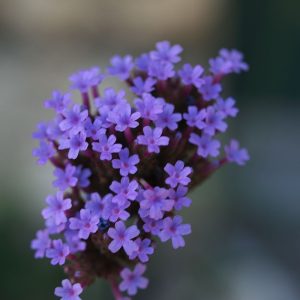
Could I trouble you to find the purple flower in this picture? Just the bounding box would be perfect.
[108,221,139,256]
[129,238,154,263]
[108,55,134,80]
[119,264,149,296]
[44,90,71,113]
[84,117,105,140]
[112,148,140,176]
[31,230,51,258]
[142,217,162,235]
[53,164,78,191]
[164,160,192,188]
[209,57,232,76]
[159,216,191,249]
[69,209,99,239]
[204,107,227,136]
[220,49,249,74]
[110,177,139,205]
[69,67,103,92]
[59,104,88,135]
[74,165,91,188]
[46,239,70,265]
[215,97,239,118]
[85,192,110,218]
[95,87,127,110]
[134,93,163,121]
[131,77,156,96]
[59,132,88,159]
[55,279,83,300]
[137,126,169,153]
[150,41,183,63]
[189,133,221,158]
[155,103,182,130]
[183,106,206,129]
[33,140,55,165]
[139,187,174,220]
[169,185,192,211]
[199,76,222,101]
[148,60,175,80]
[135,53,150,71]
[104,200,130,222]
[92,134,122,160]
[225,139,249,165]
[47,116,65,140]
[64,230,86,253]
[42,192,72,225]
[178,64,204,88]
[32,122,50,140]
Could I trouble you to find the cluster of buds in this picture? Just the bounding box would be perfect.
[31,41,249,300]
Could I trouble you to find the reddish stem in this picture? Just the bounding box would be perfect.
[82,92,90,111]
[109,277,122,300]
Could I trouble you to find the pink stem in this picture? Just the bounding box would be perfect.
[92,86,100,99]
[82,92,90,111]
[109,277,122,300]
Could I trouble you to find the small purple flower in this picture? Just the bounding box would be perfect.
[199,76,222,101]
[32,122,50,140]
[139,187,174,220]
[92,134,122,161]
[219,49,249,74]
[33,140,55,165]
[108,221,140,256]
[44,90,72,113]
[108,55,134,80]
[183,106,206,129]
[178,64,204,88]
[46,239,70,265]
[129,238,154,263]
[131,77,157,96]
[169,185,192,211]
[142,217,162,235]
[84,117,105,140]
[225,139,249,166]
[69,209,99,240]
[45,218,66,234]
[59,104,88,135]
[155,103,182,130]
[189,133,221,158]
[112,148,140,176]
[134,93,163,121]
[74,165,91,188]
[209,57,232,76]
[135,53,150,71]
[137,126,169,153]
[69,67,103,92]
[47,116,65,140]
[159,216,191,249]
[150,41,183,63]
[53,164,78,191]
[104,200,130,222]
[42,192,72,225]
[148,60,175,80]
[164,160,192,188]
[215,97,239,118]
[31,230,51,258]
[55,279,83,300]
[110,177,139,205]
[64,230,86,253]
[204,107,227,136]
[85,192,110,218]
[59,132,88,159]
[119,264,149,296]
[95,87,127,110]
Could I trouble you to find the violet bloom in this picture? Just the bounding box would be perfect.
[110,177,139,205]
[225,139,250,165]
[204,107,227,136]
[159,216,191,249]
[135,53,151,71]
[189,133,221,158]
[85,192,110,218]
[112,148,140,176]
[142,217,163,235]
[104,200,130,222]
[134,93,163,121]
[92,134,122,161]
[64,230,86,253]
[164,160,192,188]
[148,60,175,80]
[59,104,88,135]
[107,221,139,256]
[209,57,232,76]
[69,209,99,240]
[44,90,72,113]
[150,40,183,63]
[59,132,88,159]
[33,140,55,165]
[95,87,127,110]
[69,67,103,92]
[139,187,174,220]
[183,106,206,129]
[129,238,154,263]
[131,77,157,96]
[74,165,91,188]
[84,117,105,140]
[199,76,222,101]
[47,116,65,140]
[119,264,149,296]
[31,229,51,258]
[169,185,192,211]
[53,164,78,191]
[32,121,49,140]
[42,192,72,225]
[155,103,182,130]
[137,126,169,153]
[178,64,204,88]
[215,97,239,118]
[108,55,134,80]
[55,279,83,300]
[46,239,70,265]
[219,48,249,74]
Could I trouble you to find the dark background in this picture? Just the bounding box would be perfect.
[0,0,299,299]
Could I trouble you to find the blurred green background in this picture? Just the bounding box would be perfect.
[0,0,299,299]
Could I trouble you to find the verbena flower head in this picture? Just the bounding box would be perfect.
[31,40,249,299]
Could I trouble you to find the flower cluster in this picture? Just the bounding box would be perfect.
[31,41,249,300]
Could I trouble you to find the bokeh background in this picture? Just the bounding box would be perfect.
[0,0,299,299]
